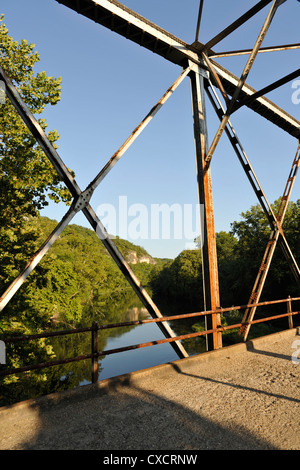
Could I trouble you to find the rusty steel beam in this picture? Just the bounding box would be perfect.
[86,66,190,193]
[190,63,222,351]
[0,205,77,313]
[201,53,230,106]
[55,0,300,139]
[0,66,80,198]
[233,68,300,111]
[56,0,195,67]
[195,0,205,42]
[209,59,300,139]
[205,0,285,168]
[210,43,300,58]
[201,0,274,51]
[205,80,278,228]
[240,143,300,341]
[3,301,299,378]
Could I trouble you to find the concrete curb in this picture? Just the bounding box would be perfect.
[1,327,299,416]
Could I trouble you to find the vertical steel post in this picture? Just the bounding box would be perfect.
[287,296,293,329]
[91,321,99,384]
[190,64,222,350]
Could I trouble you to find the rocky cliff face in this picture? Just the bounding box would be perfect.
[125,250,156,265]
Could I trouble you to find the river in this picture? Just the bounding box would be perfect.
[80,303,207,384]
[0,300,207,406]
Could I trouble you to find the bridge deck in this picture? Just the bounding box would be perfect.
[0,328,299,450]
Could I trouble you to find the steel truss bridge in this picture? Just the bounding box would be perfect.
[0,0,300,362]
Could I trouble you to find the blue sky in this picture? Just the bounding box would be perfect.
[1,0,300,258]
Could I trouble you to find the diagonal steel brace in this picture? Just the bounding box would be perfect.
[204,0,286,169]
[205,80,300,284]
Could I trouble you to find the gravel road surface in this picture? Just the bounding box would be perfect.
[0,328,299,450]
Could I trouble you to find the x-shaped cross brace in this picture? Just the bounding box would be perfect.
[0,64,190,359]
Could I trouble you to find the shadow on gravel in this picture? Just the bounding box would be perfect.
[170,363,300,404]
[13,376,279,451]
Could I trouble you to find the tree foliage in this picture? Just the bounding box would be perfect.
[0,15,71,213]
[152,199,300,312]
[28,218,143,327]
[0,16,74,331]
[230,198,300,304]
[151,250,203,311]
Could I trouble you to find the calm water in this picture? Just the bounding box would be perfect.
[86,304,207,383]
[1,302,207,405]
[93,319,179,382]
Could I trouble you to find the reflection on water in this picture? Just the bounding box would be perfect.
[92,304,207,383]
[79,305,179,386]
[1,300,207,406]
[96,321,179,382]
[53,299,207,389]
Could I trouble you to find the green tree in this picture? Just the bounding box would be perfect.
[0,17,77,402]
[231,198,300,303]
[155,199,299,310]
[194,231,239,306]
[151,250,203,311]
[0,15,74,330]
